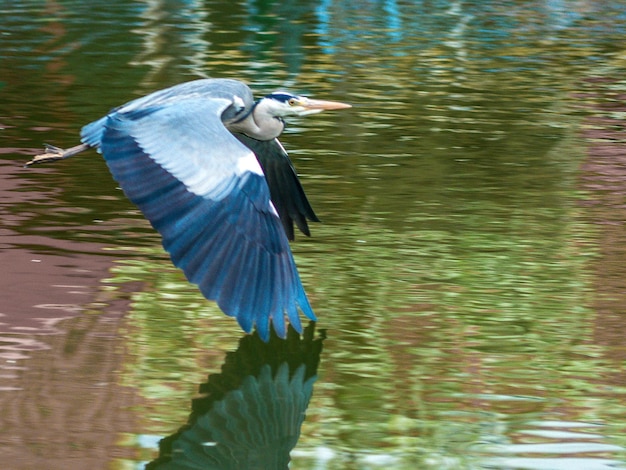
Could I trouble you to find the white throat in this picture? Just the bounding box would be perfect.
[227,99,286,141]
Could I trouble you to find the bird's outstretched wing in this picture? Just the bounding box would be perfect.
[80,95,315,340]
[234,134,320,241]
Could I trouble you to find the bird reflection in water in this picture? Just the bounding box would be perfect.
[145,322,325,470]
[26,79,351,340]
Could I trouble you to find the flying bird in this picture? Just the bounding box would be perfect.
[27,78,351,341]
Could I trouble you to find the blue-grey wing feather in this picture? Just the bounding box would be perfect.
[80,82,315,339]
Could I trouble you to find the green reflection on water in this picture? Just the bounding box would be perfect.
[79,6,625,469]
[106,250,242,418]
[104,126,616,468]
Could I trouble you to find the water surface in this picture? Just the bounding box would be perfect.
[2,1,626,469]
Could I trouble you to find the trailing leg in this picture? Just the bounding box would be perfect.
[26,142,91,167]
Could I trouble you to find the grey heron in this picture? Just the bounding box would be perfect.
[26,78,351,341]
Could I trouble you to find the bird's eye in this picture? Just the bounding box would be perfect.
[288,98,297,106]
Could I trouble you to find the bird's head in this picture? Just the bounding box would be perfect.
[260,92,352,118]
[233,90,351,141]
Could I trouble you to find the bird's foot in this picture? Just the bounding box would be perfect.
[25,144,66,166]
[25,143,90,167]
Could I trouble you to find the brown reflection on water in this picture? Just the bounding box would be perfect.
[580,77,626,369]
[0,158,112,334]
[0,308,137,469]
[0,156,139,468]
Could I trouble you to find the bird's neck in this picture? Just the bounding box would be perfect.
[227,100,285,141]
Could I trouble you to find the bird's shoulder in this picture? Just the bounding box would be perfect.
[82,79,256,148]
[111,79,255,117]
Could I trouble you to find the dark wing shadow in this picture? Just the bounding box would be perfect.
[146,322,325,470]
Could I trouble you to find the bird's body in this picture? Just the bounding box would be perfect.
[27,78,350,340]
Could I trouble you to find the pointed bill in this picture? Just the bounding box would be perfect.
[297,98,352,111]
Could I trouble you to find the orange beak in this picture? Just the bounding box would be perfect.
[300,98,352,111]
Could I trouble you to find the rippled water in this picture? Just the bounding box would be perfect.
[2,1,626,469]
